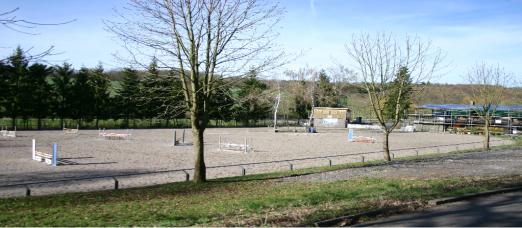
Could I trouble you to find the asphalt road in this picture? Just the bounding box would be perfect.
[354,191,522,227]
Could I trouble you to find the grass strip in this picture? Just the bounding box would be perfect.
[1,175,522,227]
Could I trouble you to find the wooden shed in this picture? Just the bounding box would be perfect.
[313,107,351,128]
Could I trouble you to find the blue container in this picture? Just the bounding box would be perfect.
[310,129,315,133]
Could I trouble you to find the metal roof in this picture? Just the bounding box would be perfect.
[415,104,522,111]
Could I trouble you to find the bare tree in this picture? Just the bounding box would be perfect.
[270,72,283,129]
[1,7,75,63]
[461,61,514,149]
[336,30,450,161]
[286,66,318,126]
[327,66,355,106]
[104,0,295,182]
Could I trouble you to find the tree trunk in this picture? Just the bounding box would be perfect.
[192,126,206,182]
[382,130,391,161]
[485,118,490,149]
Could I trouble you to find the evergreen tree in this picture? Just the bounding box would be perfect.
[27,63,54,129]
[1,46,29,128]
[0,61,8,118]
[52,62,75,128]
[291,95,311,121]
[71,67,95,126]
[116,67,140,128]
[209,79,235,126]
[89,62,111,129]
[384,67,413,120]
[159,70,186,127]
[234,69,270,126]
[140,58,163,127]
[317,69,337,107]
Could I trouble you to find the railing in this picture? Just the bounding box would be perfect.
[0,139,511,197]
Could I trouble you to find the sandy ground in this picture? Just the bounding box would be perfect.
[0,127,512,197]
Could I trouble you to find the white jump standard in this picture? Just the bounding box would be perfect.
[98,128,133,141]
[32,139,57,166]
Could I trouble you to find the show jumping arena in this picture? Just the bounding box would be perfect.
[0,128,514,197]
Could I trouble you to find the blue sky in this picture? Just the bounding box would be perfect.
[1,0,521,84]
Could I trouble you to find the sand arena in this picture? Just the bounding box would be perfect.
[0,128,512,197]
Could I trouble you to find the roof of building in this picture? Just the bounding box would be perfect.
[415,104,522,111]
[313,107,350,110]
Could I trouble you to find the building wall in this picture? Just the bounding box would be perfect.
[313,108,349,128]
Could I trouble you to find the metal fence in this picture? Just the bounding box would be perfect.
[0,139,512,197]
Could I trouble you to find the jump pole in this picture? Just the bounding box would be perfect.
[32,139,35,160]
[52,143,57,166]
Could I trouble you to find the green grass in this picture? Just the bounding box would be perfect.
[1,139,521,226]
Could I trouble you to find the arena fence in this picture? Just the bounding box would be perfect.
[0,139,512,197]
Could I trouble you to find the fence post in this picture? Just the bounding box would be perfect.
[437,148,440,154]
[416,150,418,156]
[113,177,119,189]
[182,129,185,143]
[287,162,293,171]
[174,131,177,146]
[182,170,189,181]
[25,185,30,197]
[456,146,458,152]
[325,157,332,166]
[361,156,365,163]
[392,153,394,159]
[239,166,246,176]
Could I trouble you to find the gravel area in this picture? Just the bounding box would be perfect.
[276,146,522,184]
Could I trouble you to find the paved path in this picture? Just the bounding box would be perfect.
[354,191,522,227]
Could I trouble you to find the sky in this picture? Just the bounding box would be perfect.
[1,0,521,84]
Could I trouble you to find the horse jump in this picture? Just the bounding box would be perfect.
[32,139,57,166]
[63,124,79,134]
[218,136,254,153]
[99,128,133,141]
[1,126,16,137]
